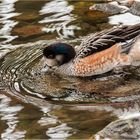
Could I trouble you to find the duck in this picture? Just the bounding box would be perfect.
[90,0,140,16]
[42,24,140,77]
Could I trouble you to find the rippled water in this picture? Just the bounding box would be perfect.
[0,0,140,139]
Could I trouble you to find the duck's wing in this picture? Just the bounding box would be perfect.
[76,24,140,58]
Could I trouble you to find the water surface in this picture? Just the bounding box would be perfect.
[0,0,140,139]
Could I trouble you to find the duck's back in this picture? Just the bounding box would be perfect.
[72,24,140,76]
[76,24,140,58]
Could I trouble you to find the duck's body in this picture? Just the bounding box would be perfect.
[43,24,140,77]
[54,44,126,76]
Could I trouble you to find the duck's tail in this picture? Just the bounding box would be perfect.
[128,37,140,66]
[119,37,140,66]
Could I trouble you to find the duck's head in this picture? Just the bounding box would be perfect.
[43,43,76,68]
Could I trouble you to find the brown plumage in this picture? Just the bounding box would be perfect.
[43,24,140,77]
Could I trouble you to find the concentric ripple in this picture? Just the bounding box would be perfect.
[0,40,140,105]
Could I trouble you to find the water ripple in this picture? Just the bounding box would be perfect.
[46,123,75,139]
[0,0,20,44]
[0,94,25,140]
[39,0,80,39]
[0,39,139,105]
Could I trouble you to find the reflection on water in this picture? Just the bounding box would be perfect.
[109,12,140,25]
[46,123,74,139]
[94,103,140,139]
[0,0,20,44]
[39,0,80,39]
[0,0,140,139]
[0,94,25,139]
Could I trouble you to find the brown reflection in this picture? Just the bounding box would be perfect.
[94,102,140,139]
[11,0,46,44]
[12,93,140,139]
[4,84,140,139]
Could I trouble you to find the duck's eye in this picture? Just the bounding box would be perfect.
[47,54,55,59]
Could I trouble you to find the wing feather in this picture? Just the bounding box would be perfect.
[77,24,140,58]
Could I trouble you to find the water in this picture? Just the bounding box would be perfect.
[0,0,140,139]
